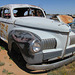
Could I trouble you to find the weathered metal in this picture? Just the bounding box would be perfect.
[0,4,75,70]
[26,55,75,70]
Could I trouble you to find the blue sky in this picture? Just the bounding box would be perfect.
[0,0,75,14]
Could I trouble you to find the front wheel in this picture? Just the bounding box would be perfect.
[8,42,22,61]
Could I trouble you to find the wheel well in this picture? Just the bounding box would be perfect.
[11,42,21,54]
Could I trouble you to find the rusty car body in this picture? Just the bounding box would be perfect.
[0,4,75,70]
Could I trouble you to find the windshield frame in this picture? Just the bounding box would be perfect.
[13,7,45,17]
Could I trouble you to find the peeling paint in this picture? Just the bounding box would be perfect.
[0,23,8,40]
[57,56,60,59]
[5,25,8,32]
[0,30,4,36]
[57,15,73,24]
[1,23,5,29]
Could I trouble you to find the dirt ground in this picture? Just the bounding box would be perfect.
[0,39,47,75]
[0,39,75,75]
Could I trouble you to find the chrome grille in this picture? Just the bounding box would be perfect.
[41,38,57,50]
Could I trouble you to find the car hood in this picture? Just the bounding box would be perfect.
[14,17,69,33]
[57,15,73,24]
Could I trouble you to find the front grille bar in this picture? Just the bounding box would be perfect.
[41,38,57,50]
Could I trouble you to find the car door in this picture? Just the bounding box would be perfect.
[0,8,14,43]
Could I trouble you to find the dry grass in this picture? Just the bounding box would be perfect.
[0,61,5,66]
[47,61,75,75]
[2,69,14,75]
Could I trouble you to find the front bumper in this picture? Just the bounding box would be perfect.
[26,55,75,70]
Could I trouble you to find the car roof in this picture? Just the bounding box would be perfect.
[1,4,42,10]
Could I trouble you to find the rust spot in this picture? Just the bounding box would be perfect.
[58,15,73,24]
[1,26,4,29]
[1,23,5,29]
[0,23,8,40]
[1,23,5,27]
[1,30,4,36]
[5,25,8,32]
[57,56,60,59]
[1,30,3,33]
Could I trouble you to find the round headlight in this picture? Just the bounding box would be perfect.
[30,40,41,53]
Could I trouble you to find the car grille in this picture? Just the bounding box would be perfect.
[41,38,57,50]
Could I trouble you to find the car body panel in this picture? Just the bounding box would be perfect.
[15,17,69,33]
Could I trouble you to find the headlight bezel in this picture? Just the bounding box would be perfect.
[30,40,41,53]
[11,30,41,53]
[11,30,35,43]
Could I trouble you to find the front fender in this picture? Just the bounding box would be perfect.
[11,27,56,39]
[8,29,43,64]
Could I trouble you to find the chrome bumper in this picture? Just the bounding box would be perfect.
[26,55,75,70]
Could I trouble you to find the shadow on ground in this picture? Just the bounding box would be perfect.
[0,39,49,74]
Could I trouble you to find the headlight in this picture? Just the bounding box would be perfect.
[30,40,41,53]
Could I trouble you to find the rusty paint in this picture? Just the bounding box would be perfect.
[1,23,5,30]
[0,23,5,37]
[58,15,73,24]
[1,30,4,36]
[1,30,3,33]
[0,23,8,40]
[5,25,8,32]
[57,56,60,59]
[1,25,5,30]
[1,23,5,27]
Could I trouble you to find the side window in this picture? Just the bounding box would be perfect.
[3,8,11,19]
[13,10,18,17]
[13,8,29,17]
[24,10,28,16]
[0,8,3,17]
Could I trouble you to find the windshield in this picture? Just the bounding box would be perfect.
[13,8,44,17]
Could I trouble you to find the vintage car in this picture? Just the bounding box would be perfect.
[0,4,75,70]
